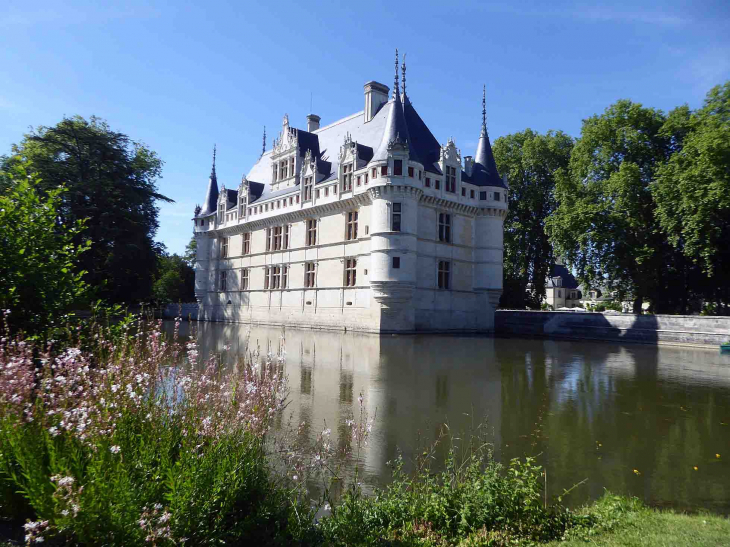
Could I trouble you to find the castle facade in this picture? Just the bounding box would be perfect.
[193,53,508,332]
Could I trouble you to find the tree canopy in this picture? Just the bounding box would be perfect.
[493,129,573,309]
[153,253,196,305]
[1,116,170,304]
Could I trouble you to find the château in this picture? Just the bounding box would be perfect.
[193,52,508,332]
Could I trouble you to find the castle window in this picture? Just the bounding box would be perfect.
[316,189,320,198]
[364,173,369,185]
[220,270,227,292]
[221,237,229,258]
[325,187,329,197]
[218,203,225,223]
[418,170,422,180]
[304,176,313,201]
[289,197,293,205]
[273,164,278,181]
[356,175,361,187]
[438,261,450,289]
[306,219,317,246]
[392,203,401,232]
[461,187,466,196]
[470,189,475,199]
[280,160,288,179]
[296,195,300,203]
[266,266,282,289]
[346,210,358,240]
[435,179,441,190]
[394,160,402,176]
[342,163,353,191]
[304,262,316,288]
[241,268,249,290]
[408,166,414,178]
[282,266,288,288]
[283,224,290,249]
[425,177,431,188]
[289,157,295,178]
[264,267,269,290]
[344,258,357,287]
[381,165,388,176]
[371,167,377,179]
[243,232,250,255]
[446,166,457,193]
[273,226,282,250]
[480,191,486,200]
[393,256,400,269]
[494,192,501,201]
[438,213,451,243]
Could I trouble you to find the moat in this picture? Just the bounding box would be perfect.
[171,321,730,514]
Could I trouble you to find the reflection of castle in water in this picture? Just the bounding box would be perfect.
[188,322,503,483]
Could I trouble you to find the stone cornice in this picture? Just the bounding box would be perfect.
[368,184,423,200]
[211,192,373,237]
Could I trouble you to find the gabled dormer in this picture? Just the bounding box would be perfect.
[270,114,299,191]
[300,149,316,203]
[338,133,358,193]
[439,138,461,195]
[217,184,228,224]
[238,175,250,219]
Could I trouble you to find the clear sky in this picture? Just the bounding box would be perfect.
[2,0,729,254]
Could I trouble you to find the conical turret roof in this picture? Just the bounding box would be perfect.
[472,87,507,188]
[199,145,219,215]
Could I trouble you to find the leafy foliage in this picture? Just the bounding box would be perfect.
[653,83,730,309]
[153,253,195,304]
[1,116,170,305]
[0,171,90,334]
[493,130,573,309]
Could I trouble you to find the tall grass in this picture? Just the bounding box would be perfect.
[2,313,604,546]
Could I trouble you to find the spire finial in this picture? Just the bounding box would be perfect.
[393,48,400,99]
[401,53,407,99]
[262,126,266,157]
[481,85,487,134]
[212,144,217,178]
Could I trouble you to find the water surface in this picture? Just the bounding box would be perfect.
[174,321,730,513]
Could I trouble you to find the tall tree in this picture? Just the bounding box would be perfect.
[546,100,683,313]
[0,168,90,334]
[153,253,196,304]
[653,83,730,310]
[1,116,170,304]
[493,130,573,308]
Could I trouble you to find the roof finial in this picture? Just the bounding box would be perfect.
[401,53,407,99]
[481,85,487,135]
[393,48,400,99]
[261,126,266,157]
[211,144,217,178]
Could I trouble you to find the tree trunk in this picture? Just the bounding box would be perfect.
[633,296,644,314]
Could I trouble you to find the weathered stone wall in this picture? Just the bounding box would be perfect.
[495,310,730,347]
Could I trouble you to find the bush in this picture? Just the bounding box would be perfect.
[0,317,308,545]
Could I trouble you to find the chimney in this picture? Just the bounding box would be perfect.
[464,156,474,176]
[364,81,389,123]
[306,114,321,132]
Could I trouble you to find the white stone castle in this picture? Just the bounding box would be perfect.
[193,52,508,332]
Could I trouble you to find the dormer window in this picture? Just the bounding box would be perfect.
[445,167,457,193]
[342,163,353,191]
[304,176,313,201]
[218,203,225,223]
[394,160,403,176]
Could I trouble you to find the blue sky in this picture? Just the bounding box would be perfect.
[2,0,729,254]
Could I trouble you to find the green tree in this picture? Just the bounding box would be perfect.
[0,170,90,334]
[653,83,730,310]
[493,129,573,308]
[184,235,197,268]
[546,100,684,313]
[153,253,196,304]
[1,116,171,304]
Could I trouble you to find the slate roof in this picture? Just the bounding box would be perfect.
[548,264,579,289]
[199,169,219,216]
[202,83,505,207]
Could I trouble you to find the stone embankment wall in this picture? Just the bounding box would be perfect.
[495,311,730,347]
[161,303,199,320]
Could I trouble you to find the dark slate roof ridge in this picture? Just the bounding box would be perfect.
[550,264,580,289]
[403,99,440,170]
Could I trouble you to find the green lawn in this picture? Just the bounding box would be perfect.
[545,495,730,547]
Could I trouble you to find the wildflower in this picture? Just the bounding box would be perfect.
[110,445,121,454]
[633,469,640,475]
[292,475,298,481]
[324,503,331,511]
[693,466,698,470]
[48,427,59,437]
[111,384,119,393]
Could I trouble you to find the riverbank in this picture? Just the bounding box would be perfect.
[496,310,730,348]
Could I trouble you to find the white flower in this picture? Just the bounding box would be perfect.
[324,503,331,511]
[111,384,119,393]
[110,445,121,454]
[292,475,298,481]
[48,427,59,437]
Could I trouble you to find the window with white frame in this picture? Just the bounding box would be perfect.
[243,232,251,254]
[445,166,457,193]
[344,258,357,287]
[221,237,229,258]
[306,219,317,246]
[304,262,316,288]
[346,210,358,240]
[437,261,450,289]
[241,268,249,290]
[392,203,401,232]
[304,176,313,201]
[342,163,353,191]
[438,213,451,243]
